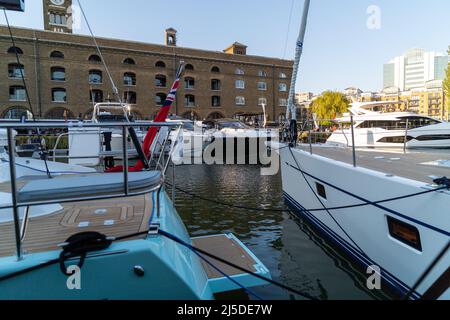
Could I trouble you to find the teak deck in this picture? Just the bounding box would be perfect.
[0,194,153,258]
[297,145,450,184]
[192,235,257,279]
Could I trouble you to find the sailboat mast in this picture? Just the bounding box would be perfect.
[286,0,311,121]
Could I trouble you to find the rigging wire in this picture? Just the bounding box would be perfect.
[76,0,125,111]
[186,241,264,300]
[157,229,317,300]
[282,0,295,59]
[285,147,450,299]
[2,9,34,118]
[0,227,317,301]
[404,240,450,301]
[165,181,447,213]
[3,9,52,178]
[287,147,369,258]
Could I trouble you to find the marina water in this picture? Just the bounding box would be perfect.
[168,164,393,300]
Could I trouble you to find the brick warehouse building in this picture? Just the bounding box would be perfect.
[0,1,293,122]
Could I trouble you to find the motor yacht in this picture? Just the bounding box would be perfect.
[327,101,450,148]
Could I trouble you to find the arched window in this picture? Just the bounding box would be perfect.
[235,96,246,106]
[155,74,167,87]
[278,83,287,92]
[50,51,64,59]
[155,61,166,68]
[184,77,195,90]
[155,93,167,106]
[124,72,136,86]
[88,54,102,62]
[167,35,175,46]
[49,13,67,26]
[211,79,221,91]
[8,63,24,78]
[185,64,194,71]
[123,91,137,104]
[185,94,196,107]
[123,58,136,65]
[52,88,67,103]
[51,67,66,81]
[207,112,225,120]
[279,72,287,79]
[45,108,74,120]
[211,66,220,73]
[212,96,221,107]
[258,70,267,77]
[89,70,103,84]
[235,68,244,75]
[7,46,23,55]
[2,107,32,120]
[90,89,103,103]
[9,86,26,101]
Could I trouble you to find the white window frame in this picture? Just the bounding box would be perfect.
[258,70,267,77]
[279,83,287,92]
[9,87,26,101]
[257,82,267,91]
[279,98,288,107]
[235,96,246,106]
[235,79,245,89]
[258,97,267,106]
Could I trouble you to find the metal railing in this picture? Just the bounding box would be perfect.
[290,117,428,168]
[0,121,182,260]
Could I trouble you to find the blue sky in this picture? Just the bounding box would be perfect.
[1,0,449,94]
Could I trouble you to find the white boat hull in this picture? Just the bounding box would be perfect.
[276,144,450,299]
[0,153,96,183]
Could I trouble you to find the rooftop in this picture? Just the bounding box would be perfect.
[0,25,293,68]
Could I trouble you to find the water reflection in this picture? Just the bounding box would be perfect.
[167,165,391,300]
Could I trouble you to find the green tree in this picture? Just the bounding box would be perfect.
[310,91,350,125]
[444,64,450,119]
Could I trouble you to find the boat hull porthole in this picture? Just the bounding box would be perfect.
[387,216,422,251]
[316,182,327,200]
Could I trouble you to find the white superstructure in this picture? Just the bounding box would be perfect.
[68,103,145,166]
[327,101,450,148]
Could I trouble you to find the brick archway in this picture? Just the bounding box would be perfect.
[207,112,225,120]
[2,106,33,120]
[44,107,74,120]
[181,111,200,121]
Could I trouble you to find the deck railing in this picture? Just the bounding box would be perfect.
[0,121,182,260]
[287,117,429,167]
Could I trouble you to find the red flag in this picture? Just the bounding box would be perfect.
[106,63,185,172]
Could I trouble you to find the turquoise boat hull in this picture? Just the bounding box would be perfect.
[0,190,271,300]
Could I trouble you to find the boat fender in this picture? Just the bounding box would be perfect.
[58,232,113,276]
